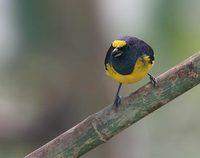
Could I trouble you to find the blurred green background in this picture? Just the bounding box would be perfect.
[0,0,200,158]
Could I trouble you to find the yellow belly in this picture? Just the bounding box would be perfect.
[105,56,154,84]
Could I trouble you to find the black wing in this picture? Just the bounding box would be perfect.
[121,36,154,63]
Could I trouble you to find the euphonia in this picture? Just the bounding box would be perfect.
[104,36,157,107]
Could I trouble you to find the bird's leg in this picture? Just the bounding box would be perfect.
[148,73,158,86]
[113,83,122,108]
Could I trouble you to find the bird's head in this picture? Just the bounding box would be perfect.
[111,40,128,58]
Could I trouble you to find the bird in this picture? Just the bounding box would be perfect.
[104,36,157,107]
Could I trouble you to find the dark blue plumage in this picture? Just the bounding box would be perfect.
[104,36,154,75]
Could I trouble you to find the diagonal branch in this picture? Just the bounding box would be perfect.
[25,52,200,158]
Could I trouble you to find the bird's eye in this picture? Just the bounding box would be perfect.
[124,45,129,50]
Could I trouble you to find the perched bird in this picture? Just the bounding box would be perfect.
[104,36,157,107]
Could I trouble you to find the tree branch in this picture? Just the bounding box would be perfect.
[25,52,200,158]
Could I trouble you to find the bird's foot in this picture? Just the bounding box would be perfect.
[113,95,122,108]
[148,73,158,87]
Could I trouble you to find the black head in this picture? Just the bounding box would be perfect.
[105,36,155,75]
[110,40,128,58]
[104,39,135,75]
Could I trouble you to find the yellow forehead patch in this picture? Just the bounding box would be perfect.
[112,40,127,48]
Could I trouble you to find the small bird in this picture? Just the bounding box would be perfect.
[104,36,157,107]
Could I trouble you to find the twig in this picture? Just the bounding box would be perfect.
[25,52,200,158]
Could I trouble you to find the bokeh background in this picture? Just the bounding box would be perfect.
[0,0,200,158]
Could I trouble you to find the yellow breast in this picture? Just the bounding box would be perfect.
[105,56,154,84]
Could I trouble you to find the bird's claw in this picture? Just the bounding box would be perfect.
[148,73,158,87]
[113,95,122,108]
[149,75,158,87]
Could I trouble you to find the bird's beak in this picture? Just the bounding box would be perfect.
[112,48,123,57]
